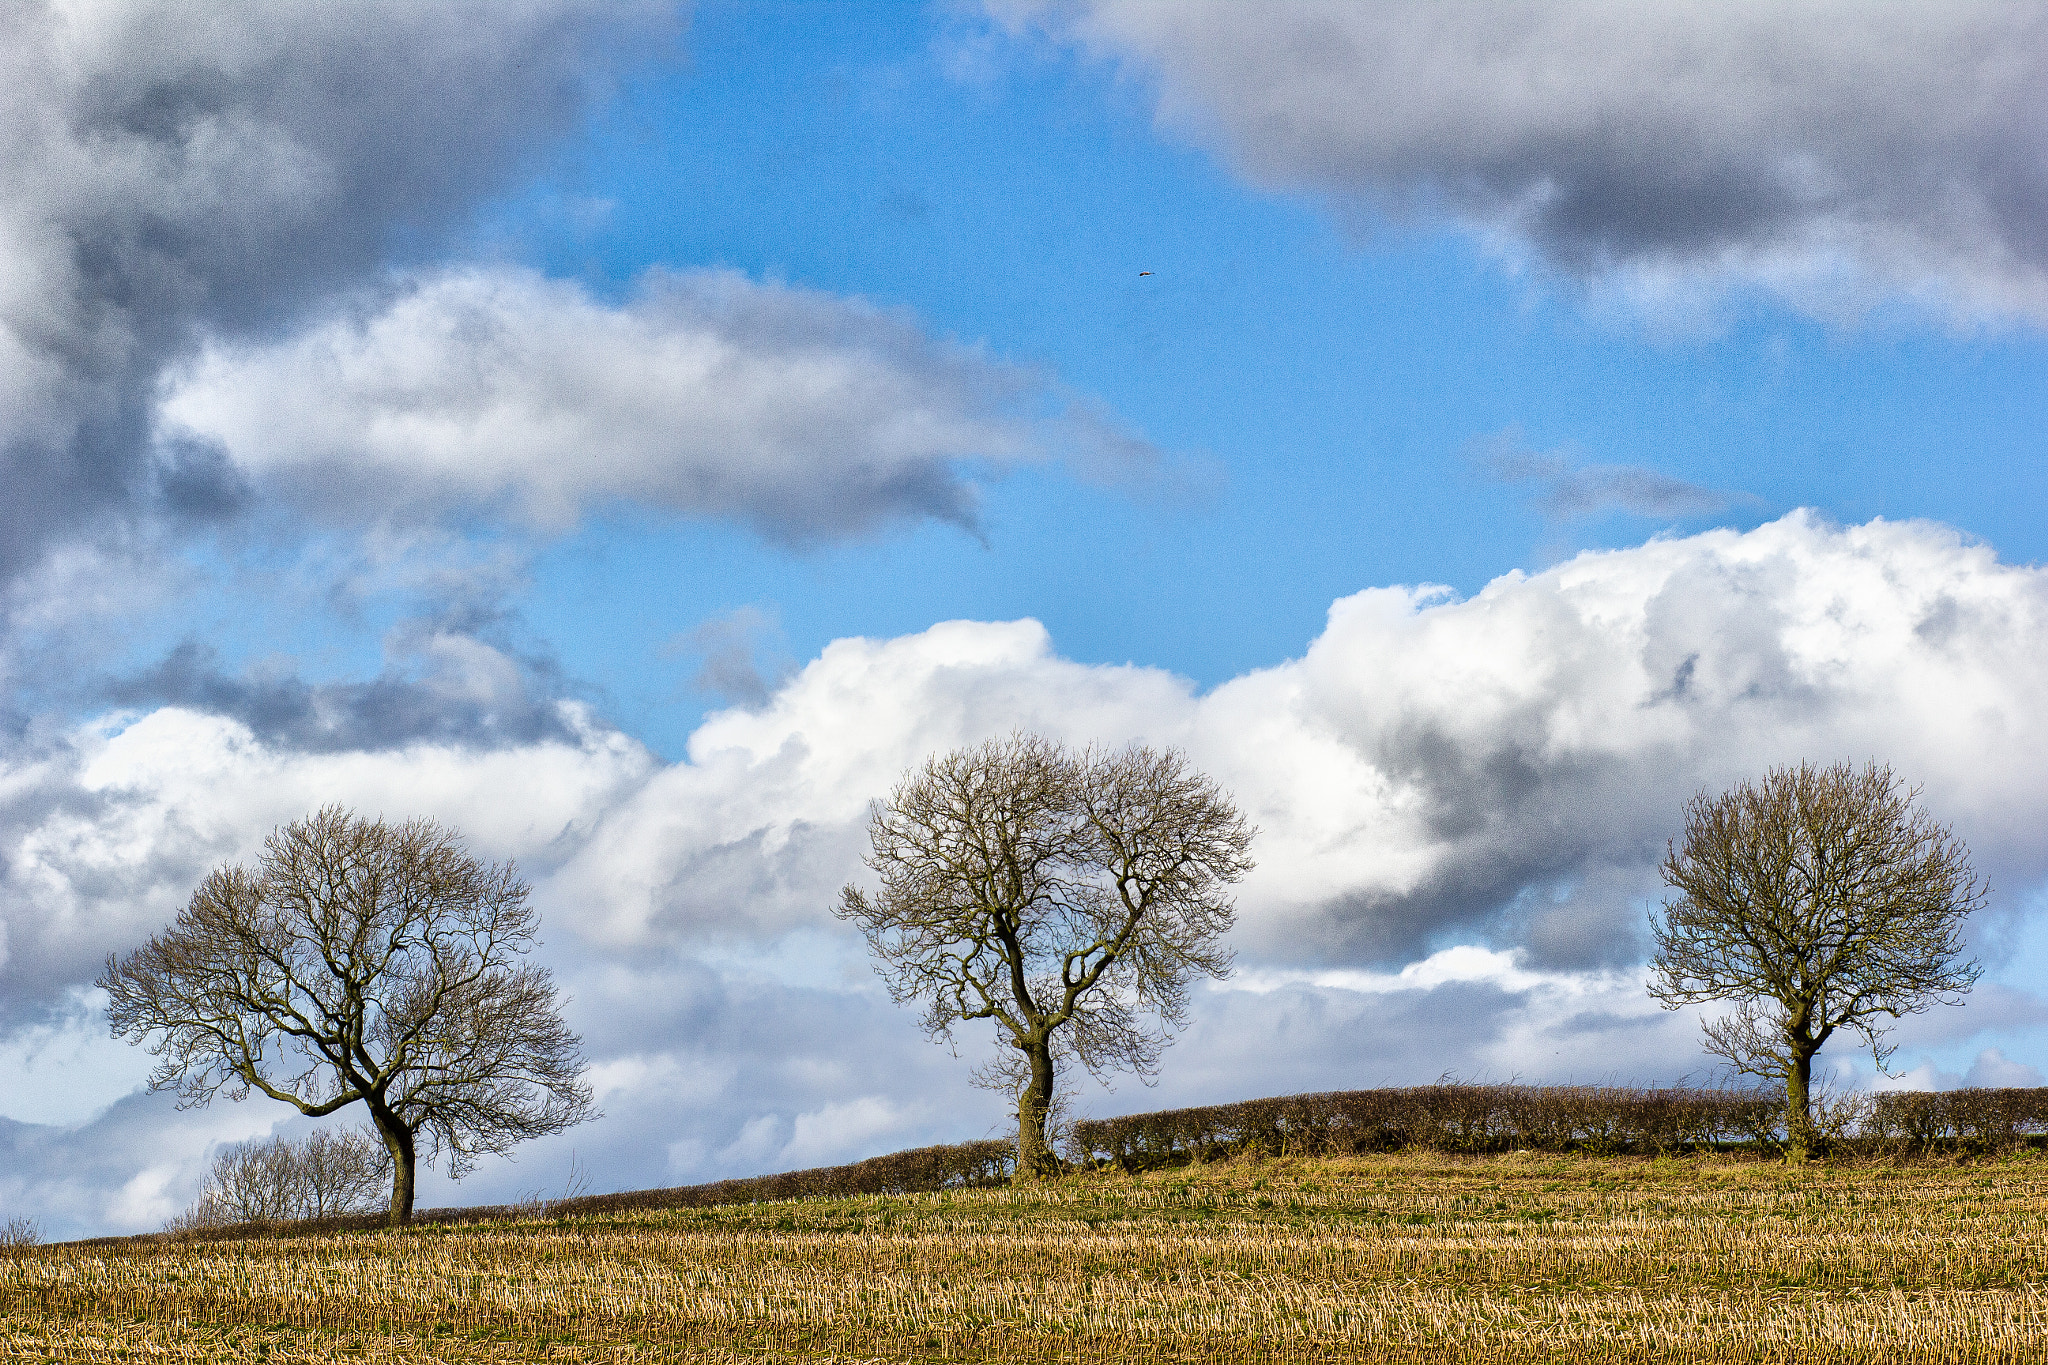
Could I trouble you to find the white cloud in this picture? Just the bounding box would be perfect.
[1231,945,1618,998]
[1965,1047,2045,1090]
[783,1096,922,1170]
[1870,1061,1956,1093]
[991,1,2048,325]
[8,512,2048,1233]
[157,267,1160,545]
[550,617,1197,945]
[1220,948,1683,1087]
[0,1088,291,1237]
[1866,1049,2048,1094]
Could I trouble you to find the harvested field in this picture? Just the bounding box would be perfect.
[5,1151,2047,1362]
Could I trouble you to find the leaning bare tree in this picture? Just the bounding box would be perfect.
[838,734,1255,1178]
[1649,761,1985,1159]
[102,806,597,1224]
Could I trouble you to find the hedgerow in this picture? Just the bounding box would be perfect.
[1069,1083,2048,1167]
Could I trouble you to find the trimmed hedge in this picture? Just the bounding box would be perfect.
[1069,1084,1782,1166]
[1071,1084,2048,1168]
[1868,1088,2048,1152]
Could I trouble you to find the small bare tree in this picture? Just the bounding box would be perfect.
[102,806,597,1224]
[170,1127,391,1230]
[839,735,1255,1177]
[1649,761,1985,1159]
[291,1125,394,1216]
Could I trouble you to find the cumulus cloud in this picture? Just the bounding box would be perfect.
[156,267,1154,544]
[2,960,1001,1239]
[559,512,2048,969]
[8,513,2048,1233]
[0,0,671,587]
[0,1090,292,1236]
[549,616,1201,947]
[1872,1046,2048,1094]
[991,1,2048,323]
[0,988,150,1126]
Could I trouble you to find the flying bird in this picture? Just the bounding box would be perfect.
[1138,271,1152,276]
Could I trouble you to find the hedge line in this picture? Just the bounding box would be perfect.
[125,1138,1014,1246]
[95,1086,2048,1248]
[1867,1088,2048,1150]
[499,1137,1015,1220]
[1069,1083,2048,1166]
[1069,1085,1782,1164]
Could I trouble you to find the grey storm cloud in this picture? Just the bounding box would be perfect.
[0,0,1161,594]
[101,637,579,755]
[994,0,2048,320]
[0,0,671,589]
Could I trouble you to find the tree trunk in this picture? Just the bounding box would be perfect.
[369,1106,418,1226]
[1784,1048,1816,1162]
[1015,1038,1058,1181]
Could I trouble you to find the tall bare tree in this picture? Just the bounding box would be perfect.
[102,806,596,1224]
[1649,761,1984,1158]
[839,735,1255,1177]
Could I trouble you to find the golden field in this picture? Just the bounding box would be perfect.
[5,1151,2048,1363]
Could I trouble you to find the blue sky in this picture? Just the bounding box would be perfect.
[145,2,2048,756]
[4,1,2048,1237]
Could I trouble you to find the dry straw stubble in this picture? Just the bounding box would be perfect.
[7,1151,2048,1362]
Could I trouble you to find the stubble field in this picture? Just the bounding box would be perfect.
[4,1151,2047,1363]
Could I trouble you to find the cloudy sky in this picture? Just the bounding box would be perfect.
[4,1,2047,1238]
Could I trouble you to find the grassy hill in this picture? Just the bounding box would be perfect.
[7,1148,2048,1363]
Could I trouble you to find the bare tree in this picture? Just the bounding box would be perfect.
[1649,761,1985,1158]
[102,806,597,1224]
[170,1127,391,1230]
[292,1124,394,1217]
[838,735,1255,1177]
